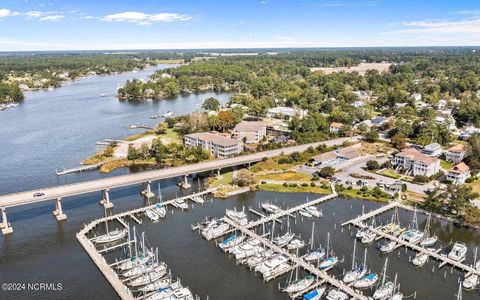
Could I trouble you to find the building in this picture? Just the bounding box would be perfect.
[352,100,365,108]
[422,143,442,157]
[392,148,440,177]
[447,162,471,184]
[329,122,344,134]
[266,106,307,119]
[353,90,370,100]
[311,151,337,166]
[336,146,360,161]
[410,93,422,102]
[233,121,267,144]
[184,132,242,158]
[446,144,467,164]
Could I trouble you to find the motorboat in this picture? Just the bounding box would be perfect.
[355,225,368,239]
[190,195,205,204]
[462,274,478,290]
[255,254,289,274]
[201,220,229,240]
[261,202,282,214]
[299,208,313,218]
[273,232,295,247]
[173,199,188,210]
[171,287,194,300]
[287,238,306,250]
[284,275,315,293]
[92,228,127,244]
[146,209,160,222]
[245,249,275,268]
[399,229,423,245]
[162,111,173,118]
[380,240,396,253]
[353,272,379,288]
[412,251,430,267]
[303,286,327,300]
[263,262,291,280]
[326,289,349,300]
[225,209,248,226]
[235,245,263,260]
[448,242,467,261]
[361,230,376,244]
[305,206,323,217]
[218,234,245,251]
[373,281,395,300]
[230,238,261,255]
[389,293,403,300]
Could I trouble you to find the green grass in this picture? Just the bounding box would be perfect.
[338,188,390,203]
[440,159,454,170]
[257,183,331,194]
[379,168,402,179]
[257,172,312,182]
[209,172,234,188]
[466,178,480,194]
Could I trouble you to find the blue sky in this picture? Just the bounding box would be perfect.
[0,0,479,51]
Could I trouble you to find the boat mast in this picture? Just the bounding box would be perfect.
[456,281,463,300]
[326,232,330,256]
[351,238,357,270]
[310,222,315,251]
[133,226,138,256]
[363,248,368,269]
[271,218,276,241]
[128,227,132,258]
[381,257,388,286]
[423,213,431,238]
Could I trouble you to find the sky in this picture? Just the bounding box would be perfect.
[0,0,479,51]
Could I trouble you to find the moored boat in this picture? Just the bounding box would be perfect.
[303,286,327,300]
[448,242,467,261]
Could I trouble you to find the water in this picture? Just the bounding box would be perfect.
[0,64,231,194]
[0,70,479,299]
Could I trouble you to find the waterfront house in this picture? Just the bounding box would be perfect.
[422,143,442,157]
[184,132,242,158]
[329,122,344,134]
[233,121,267,144]
[447,162,471,184]
[446,144,467,164]
[392,148,440,177]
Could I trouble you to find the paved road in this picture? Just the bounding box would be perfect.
[0,136,359,208]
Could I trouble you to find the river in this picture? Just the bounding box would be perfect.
[0,68,479,300]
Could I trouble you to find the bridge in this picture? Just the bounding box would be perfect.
[0,136,359,234]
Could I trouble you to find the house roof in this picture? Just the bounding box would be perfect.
[424,143,442,152]
[447,144,465,153]
[312,151,336,163]
[449,162,470,174]
[337,146,360,160]
[371,117,388,125]
[185,132,240,147]
[330,122,343,128]
[396,148,438,165]
[234,121,266,132]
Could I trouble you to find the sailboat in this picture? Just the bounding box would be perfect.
[373,257,395,300]
[303,285,327,300]
[319,232,338,270]
[462,273,478,290]
[92,211,127,244]
[399,208,424,245]
[117,231,154,272]
[304,222,326,262]
[419,213,438,247]
[283,264,315,293]
[154,203,167,218]
[353,249,378,289]
[387,274,403,300]
[343,239,367,284]
[145,209,160,222]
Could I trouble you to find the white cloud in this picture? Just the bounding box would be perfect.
[25,11,44,18]
[40,15,63,21]
[102,11,191,25]
[396,16,480,34]
[0,8,11,17]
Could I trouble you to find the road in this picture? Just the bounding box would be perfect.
[0,136,359,208]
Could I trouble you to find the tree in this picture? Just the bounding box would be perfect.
[127,146,140,160]
[233,169,257,187]
[318,166,335,178]
[364,130,379,143]
[202,97,220,111]
[366,160,380,170]
[218,110,234,131]
[424,183,479,221]
[465,135,480,174]
[391,133,407,150]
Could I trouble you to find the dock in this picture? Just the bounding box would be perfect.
[56,162,104,176]
[344,203,480,277]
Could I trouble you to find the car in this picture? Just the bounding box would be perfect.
[33,192,45,197]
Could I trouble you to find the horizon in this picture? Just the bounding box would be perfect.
[1,0,480,51]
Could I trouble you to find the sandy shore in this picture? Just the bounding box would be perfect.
[311,62,391,75]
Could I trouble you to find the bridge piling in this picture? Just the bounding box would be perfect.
[140,181,155,199]
[1,207,13,235]
[100,189,114,209]
[53,197,67,221]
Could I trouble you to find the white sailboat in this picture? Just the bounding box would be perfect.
[399,208,424,245]
[287,238,306,250]
[326,289,349,300]
[273,232,295,248]
[139,275,172,292]
[302,285,327,300]
[283,261,315,293]
[92,216,128,244]
[343,239,367,284]
[145,209,160,222]
[373,257,395,300]
[299,208,313,218]
[319,232,338,270]
[419,213,438,247]
[154,204,167,218]
[305,206,323,217]
[173,198,189,210]
[304,222,326,262]
[261,202,282,214]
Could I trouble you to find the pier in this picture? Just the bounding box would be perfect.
[343,202,480,277]
[56,162,105,176]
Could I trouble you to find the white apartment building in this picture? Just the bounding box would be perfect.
[184,132,242,158]
[446,144,466,164]
[233,121,267,144]
[392,148,440,177]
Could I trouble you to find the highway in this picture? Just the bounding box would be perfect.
[0,136,358,208]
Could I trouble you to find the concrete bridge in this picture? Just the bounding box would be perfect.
[0,136,358,234]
